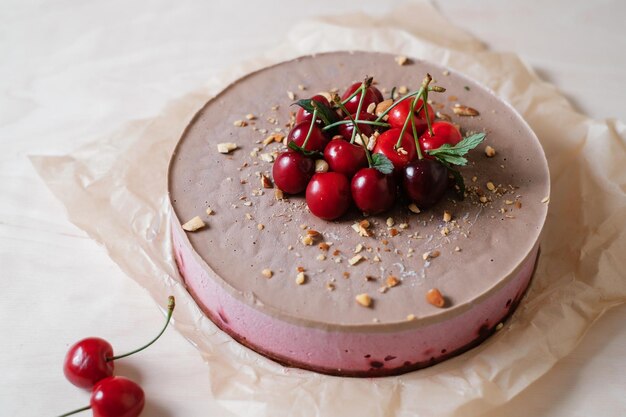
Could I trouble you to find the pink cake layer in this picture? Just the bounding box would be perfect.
[173,219,537,376]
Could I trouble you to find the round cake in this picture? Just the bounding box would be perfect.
[168,51,550,377]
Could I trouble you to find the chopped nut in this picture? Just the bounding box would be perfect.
[541,196,550,204]
[307,229,320,238]
[315,159,329,173]
[295,272,306,285]
[426,288,446,308]
[408,203,421,214]
[397,147,408,155]
[348,255,364,266]
[485,145,496,157]
[182,216,206,232]
[274,189,284,200]
[386,217,395,227]
[217,142,238,154]
[260,174,273,189]
[326,282,336,291]
[479,196,488,203]
[395,55,408,66]
[262,133,284,146]
[355,293,372,308]
[398,86,408,95]
[287,91,295,100]
[386,276,399,288]
[422,250,440,260]
[245,213,253,220]
[486,181,496,191]
[375,99,393,116]
[443,211,452,222]
[505,200,514,205]
[452,104,480,117]
[261,268,273,278]
[436,111,452,122]
[259,153,274,163]
[316,254,326,261]
[440,227,450,236]
[298,84,306,91]
[319,242,330,251]
[398,223,408,229]
[296,266,305,273]
[406,314,416,321]
[496,322,504,331]
[245,113,256,120]
[515,201,523,209]
[257,223,264,230]
[354,243,363,254]
[301,235,314,246]
[352,220,372,237]
[205,207,214,215]
[454,246,461,252]
[389,228,399,237]
[233,120,247,127]
[378,286,388,294]
[342,272,350,279]
[366,102,376,114]
[372,255,381,262]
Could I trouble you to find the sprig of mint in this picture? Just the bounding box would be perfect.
[426,132,486,166]
[287,141,323,158]
[371,153,394,174]
[292,99,337,126]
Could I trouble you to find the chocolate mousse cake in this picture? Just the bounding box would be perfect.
[168,51,550,376]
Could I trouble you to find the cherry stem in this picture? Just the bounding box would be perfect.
[298,109,318,151]
[322,119,390,131]
[333,92,374,166]
[410,97,424,160]
[339,76,373,106]
[107,296,176,362]
[333,96,364,144]
[57,405,91,417]
[395,74,433,150]
[350,79,371,144]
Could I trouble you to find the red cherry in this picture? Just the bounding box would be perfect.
[323,139,368,178]
[372,128,417,172]
[337,112,376,140]
[387,97,435,134]
[272,151,315,194]
[91,377,145,417]
[305,172,351,220]
[402,159,449,209]
[351,168,396,214]
[295,94,331,124]
[340,82,380,115]
[64,337,114,390]
[419,121,462,158]
[287,121,328,152]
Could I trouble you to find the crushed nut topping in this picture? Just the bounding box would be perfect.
[375,99,393,116]
[408,203,421,214]
[486,181,496,191]
[287,91,295,100]
[485,145,496,157]
[386,217,395,227]
[348,255,364,266]
[257,224,264,230]
[274,189,284,200]
[354,243,364,254]
[260,174,273,189]
[205,207,214,215]
[319,242,330,251]
[426,288,446,308]
[394,55,408,66]
[315,159,329,173]
[261,268,273,278]
[217,142,238,154]
[295,271,306,285]
[245,113,256,120]
[233,120,247,127]
[541,196,550,204]
[366,102,376,114]
[355,293,372,308]
[406,314,416,321]
[452,104,480,117]
[386,276,399,288]
[182,216,206,232]
[443,211,452,222]
[422,250,440,260]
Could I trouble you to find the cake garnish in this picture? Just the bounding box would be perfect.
[217,142,238,154]
[233,119,247,127]
[261,269,273,279]
[426,288,446,308]
[485,145,496,157]
[182,216,206,232]
[394,55,409,66]
[355,293,373,308]
[295,271,306,285]
[452,104,480,117]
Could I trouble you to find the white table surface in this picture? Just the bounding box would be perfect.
[1,1,625,416]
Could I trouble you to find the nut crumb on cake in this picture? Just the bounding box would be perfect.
[182,216,206,232]
[355,293,372,308]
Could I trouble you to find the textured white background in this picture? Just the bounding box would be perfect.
[1,1,625,416]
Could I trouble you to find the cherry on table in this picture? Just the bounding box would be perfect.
[402,159,449,209]
[337,112,377,140]
[419,121,462,157]
[351,168,397,214]
[305,172,352,220]
[57,376,145,417]
[323,139,368,178]
[63,296,175,390]
[295,94,331,124]
[340,82,380,115]
[372,128,417,172]
[387,96,434,134]
[272,151,315,194]
[287,121,329,152]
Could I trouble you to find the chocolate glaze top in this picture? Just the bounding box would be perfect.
[168,52,549,330]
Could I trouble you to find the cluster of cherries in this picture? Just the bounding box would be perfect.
[272,74,472,220]
[57,297,175,417]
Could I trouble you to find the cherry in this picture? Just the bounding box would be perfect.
[323,139,368,178]
[295,94,331,124]
[337,112,376,140]
[64,338,114,390]
[305,172,351,220]
[57,376,145,417]
[287,121,328,152]
[351,168,396,214]
[63,296,175,390]
[419,121,462,158]
[372,128,417,172]
[387,96,435,134]
[272,151,315,194]
[340,82,380,115]
[402,159,449,209]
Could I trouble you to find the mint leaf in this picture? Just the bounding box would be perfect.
[371,153,394,174]
[293,99,337,126]
[287,141,323,158]
[427,132,486,166]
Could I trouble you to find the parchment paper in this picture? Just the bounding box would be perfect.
[31,2,626,416]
